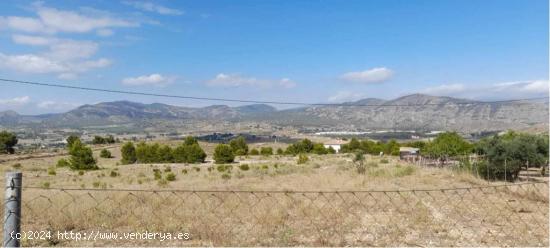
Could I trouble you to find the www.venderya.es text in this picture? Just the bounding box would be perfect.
[11,230,190,242]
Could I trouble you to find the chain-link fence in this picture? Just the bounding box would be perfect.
[8,181,547,246]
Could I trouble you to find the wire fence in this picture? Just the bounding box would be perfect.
[7,181,548,246]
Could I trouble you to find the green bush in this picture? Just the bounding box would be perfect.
[153,169,162,180]
[193,167,200,172]
[120,142,137,164]
[217,165,227,172]
[221,173,231,180]
[239,164,250,171]
[47,167,56,175]
[165,172,176,181]
[214,144,235,164]
[100,149,112,158]
[57,158,69,167]
[0,131,18,154]
[68,139,97,170]
[260,147,273,156]
[109,170,119,177]
[249,148,259,155]
[229,136,248,156]
[297,154,309,164]
[11,163,21,169]
[276,148,284,155]
[380,158,389,164]
[182,169,188,174]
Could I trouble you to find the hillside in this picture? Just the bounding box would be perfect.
[0,94,547,133]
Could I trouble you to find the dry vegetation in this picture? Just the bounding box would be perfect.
[0,141,548,246]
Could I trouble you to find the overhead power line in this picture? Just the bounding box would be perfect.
[0,78,547,107]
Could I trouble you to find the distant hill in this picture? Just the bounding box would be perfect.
[0,94,547,133]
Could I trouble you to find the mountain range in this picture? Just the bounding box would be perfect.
[0,94,547,133]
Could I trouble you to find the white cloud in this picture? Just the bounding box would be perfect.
[207,73,296,89]
[96,28,114,37]
[36,100,79,110]
[0,53,66,73]
[0,5,137,35]
[328,91,366,102]
[12,34,53,46]
[420,80,549,99]
[123,1,184,16]
[122,73,174,86]
[0,96,30,106]
[421,83,466,95]
[279,78,297,89]
[340,67,393,84]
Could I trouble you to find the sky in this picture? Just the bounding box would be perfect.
[0,0,548,114]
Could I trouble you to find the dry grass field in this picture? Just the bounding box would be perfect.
[0,141,548,246]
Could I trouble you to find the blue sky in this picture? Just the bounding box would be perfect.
[0,0,548,114]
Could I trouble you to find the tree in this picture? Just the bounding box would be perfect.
[312,143,328,155]
[214,144,235,164]
[186,143,207,163]
[229,136,248,156]
[68,140,97,170]
[0,131,17,154]
[66,135,80,149]
[158,145,174,162]
[92,136,106,144]
[276,148,284,155]
[425,132,472,164]
[99,149,112,158]
[104,135,116,144]
[120,142,137,164]
[327,146,336,154]
[260,147,273,156]
[183,136,199,146]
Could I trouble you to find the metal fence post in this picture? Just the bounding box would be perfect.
[3,172,22,247]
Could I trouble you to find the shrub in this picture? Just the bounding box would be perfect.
[239,164,250,171]
[120,142,137,164]
[182,169,188,174]
[394,165,415,177]
[11,163,21,169]
[217,165,227,172]
[157,179,168,186]
[353,152,366,174]
[260,147,273,156]
[183,136,199,146]
[312,143,328,155]
[229,136,248,156]
[186,144,207,163]
[193,167,200,172]
[0,131,18,154]
[380,158,389,164]
[56,158,69,167]
[109,170,119,177]
[65,135,80,150]
[92,181,101,188]
[153,169,162,180]
[250,148,259,155]
[165,172,176,181]
[78,170,85,176]
[164,166,172,172]
[47,167,56,175]
[100,149,112,158]
[276,148,284,155]
[214,144,235,164]
[68,140,97,170]
[297,154,309,164]
[42,182,50,189]
[221,173,231,180]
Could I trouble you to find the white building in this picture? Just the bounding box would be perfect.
[324,144,342,153]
